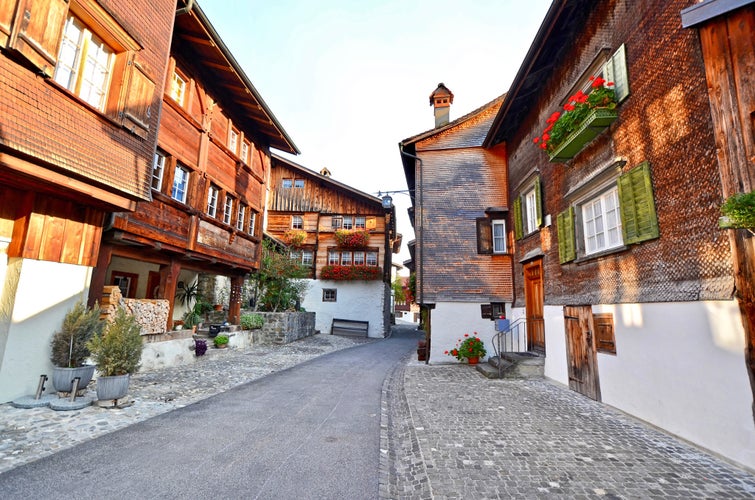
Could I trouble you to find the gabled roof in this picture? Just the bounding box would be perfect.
[483,0,593,148]
[174,1,299,154]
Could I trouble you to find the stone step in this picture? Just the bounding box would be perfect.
[476,353,544,379]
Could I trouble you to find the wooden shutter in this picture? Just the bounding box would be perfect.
[557,207,576,264]
[476,217,492,254]
[594,313,616,354]
[618,161,659,245]
[8,0,69,77]
[604,44,629,102]
[0,0,18,46]
[120,59,156,139]
[534,175,543,227]
[513,197,523,240]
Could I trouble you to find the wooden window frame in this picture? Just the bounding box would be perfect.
[207,184,219,217]
[282,178,293,188]
[236,203,246,231]
[111,270,138,298]
[293,179,305,188]
[248,211,256,236]
[169,67,187,107]
[291,215,303,229]
[151,151,165,192]
[594,312,617,354]
[223,195,234,225]
[229,127,239,154]
[171,163,190,204]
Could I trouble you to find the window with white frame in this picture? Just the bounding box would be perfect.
[294,179,305,188]
[248,212,256,236]
[237,203,246,231]
[223,195,234,225]
[169,69,186,106]
[301,250,314,266]
[54,15,114,111]
[282,178,293,188]
[328,250,379,267]
[151,151,165,191]
[342,216,354,230]
[353,251,365,266]
[581,187,623,255]
[492,220,507,254]
[355,216,366,229]
[171,164,189,203]
[341,251,352,266]
[513,176,542,239]
[331,216,343,229]
[328,250,339,265]
[241,141,249,163]
[229,128,239,154]
[524,188,538,234]
[366,251,378,266]
[207,185,219,217]
[291,215,303,229]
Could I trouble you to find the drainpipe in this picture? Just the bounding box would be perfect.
[176,0,194,15]
[400,147,428,363]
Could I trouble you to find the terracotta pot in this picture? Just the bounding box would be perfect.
[467,356,479,365]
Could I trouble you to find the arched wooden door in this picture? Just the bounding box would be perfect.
[523,259,545,353]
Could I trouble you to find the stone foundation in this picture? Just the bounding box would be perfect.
[252,312,316,344]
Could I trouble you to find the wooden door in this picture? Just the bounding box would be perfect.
[146,271,161,299]
[564,305,601,401]
[524,259,545,353]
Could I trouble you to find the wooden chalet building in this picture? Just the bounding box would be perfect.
[89,1,298,328]
[0,0,176,402]
[266,153,398,338]
[399,85,514,362]
[483,0,754,469]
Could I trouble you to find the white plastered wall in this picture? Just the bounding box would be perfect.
[0,257,92,403]
[427,302,499,364]
[301,280,387,338]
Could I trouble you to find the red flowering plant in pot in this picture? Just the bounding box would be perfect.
[334,229,370,248]
[445,333,487,364]
[533,76,617,157]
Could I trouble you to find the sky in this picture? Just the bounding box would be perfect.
[200,0,553,270]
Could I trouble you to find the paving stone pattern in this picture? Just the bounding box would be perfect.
[389,362,755,499]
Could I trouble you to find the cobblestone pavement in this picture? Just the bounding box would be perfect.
[0,333,373,475]
[383,361,755,499]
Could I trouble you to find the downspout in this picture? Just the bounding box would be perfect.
[176,0,194,15]
[400,146,428,363]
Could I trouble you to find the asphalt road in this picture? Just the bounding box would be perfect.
[0,327,419,499]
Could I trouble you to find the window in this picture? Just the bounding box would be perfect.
[291,215,303,229]
[294,179,305,188]
[249,212,256,236]
[237,203,246,231]
[594,313,616,354]
[323,289,337,302]
[241,141,250,163]
[342,217,354,230]
[169,69,187,106]
[328,250,379,267]
[514,176,542,239]
[557,162,659,264]
[355,216,366,229]
[492,220,506,254]
[301,250,314,266]
[328,250,339,265]
[54,15,113,111]
[223,196,234,225]
[282,179,293,188]
[229,128,239,154]
[331,216,343,229]
[151,151,165,191]
[207,185,219,217]
[172,164,190,203]
[366,252,378,266]
[111,271,138,298]
[353,251,365,266]
[582,187,622,255]
[341,251,352,266]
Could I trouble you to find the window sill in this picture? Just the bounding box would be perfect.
[573,244,627,264]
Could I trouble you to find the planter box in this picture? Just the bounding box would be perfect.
[548,108,618,162]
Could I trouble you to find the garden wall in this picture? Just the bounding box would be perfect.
[252,312,316,344]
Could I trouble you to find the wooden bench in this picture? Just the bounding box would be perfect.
[331,318,369,337]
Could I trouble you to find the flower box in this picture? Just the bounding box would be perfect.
[548,108,618,162]
[320,265,382,281]
[334,229,370,248]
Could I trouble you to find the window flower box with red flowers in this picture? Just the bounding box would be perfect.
[320,265,382,281]
[334,229,370,248]
[533,76,618,163]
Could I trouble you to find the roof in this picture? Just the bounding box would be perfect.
[483,0,594,148]
[175,1,299,154]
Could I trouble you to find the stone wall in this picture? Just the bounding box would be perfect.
[253,312,316,344]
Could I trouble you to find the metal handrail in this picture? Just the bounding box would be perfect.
[492,318,528,378]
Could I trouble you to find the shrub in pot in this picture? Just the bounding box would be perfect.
[87,307,143,401]
[49,301,104,394]
[213,334,229,349]
[240,313,264,330]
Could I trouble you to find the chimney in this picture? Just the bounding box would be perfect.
[429,83,454,128]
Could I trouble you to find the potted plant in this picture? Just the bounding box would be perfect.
[720,190,755,232]
[240,313,264,330]
[445,333,487,365]
[175,280,199,308]
[49,301,104,395]
[213,334,229,349]
[87,307,143,401]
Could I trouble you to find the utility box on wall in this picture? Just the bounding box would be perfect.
[495,318,510,332]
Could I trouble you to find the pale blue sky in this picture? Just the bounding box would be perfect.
[200,0,552,265]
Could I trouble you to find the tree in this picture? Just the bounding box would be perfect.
[392,277,406,303]
[248,240,309,312]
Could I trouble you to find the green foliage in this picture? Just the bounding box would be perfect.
[182,299,212,328]
[213,334,229,347]
[175,280,199,308]
[87,308,143,376]
[392,277,406,303]
[50,301,104,368]
[445,334,487,361]
[240,313,264,330]
[721,190,755,229]
[249,240,309,312]
[409,273,416,304]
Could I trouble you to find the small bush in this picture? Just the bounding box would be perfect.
[50,302,104,368]
[214,335,229,347]
[87,308,143,376]
[240,313,264,330]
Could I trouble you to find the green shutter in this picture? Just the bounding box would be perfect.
[557,207,576,264]
[534,176,543,227]
[513,197,523,240]
[618,161,659,245]
[604,44,629,102]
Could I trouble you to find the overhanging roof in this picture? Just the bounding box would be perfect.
[174,1,299,154]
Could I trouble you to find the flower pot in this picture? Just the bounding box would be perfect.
[467,357,479,365]
[96,374,130,401]
[548,108,618,162]
[51,365,96,394]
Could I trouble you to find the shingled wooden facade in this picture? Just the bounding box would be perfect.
[484,0,754,470]
[0,0,176,402]
[88,2,298,329]
[400,95,514,362]
[267,154,398,338]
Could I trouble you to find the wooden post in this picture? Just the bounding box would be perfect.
[228,274,244,325]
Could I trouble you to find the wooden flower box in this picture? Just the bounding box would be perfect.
[548,108,618,162]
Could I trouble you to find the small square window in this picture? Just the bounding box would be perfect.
[366,252,378,266]
[328,250,339,265]
[342,217,354,230]
[331,216,343,229]
[282,179,293,188]
[353,251,365,266]
[292,215,303,229]
[323,289,337,302]
[294,179,305,188]
[341,251,352,266]
[355,216,366,229]
[302,250,314,266]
